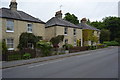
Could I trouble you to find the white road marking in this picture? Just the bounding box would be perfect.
[28,59,65,68]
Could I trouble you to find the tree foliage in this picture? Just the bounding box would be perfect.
[102,17,120,41]
[50,35,64,48]
[2,40,7,54]
[100,29,110,43]
[18,32,42,50]
[64,13,79,24]
[36,41,52,56]
[90,16,120,44]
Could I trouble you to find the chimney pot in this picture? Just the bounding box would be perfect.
[55,10,62,19]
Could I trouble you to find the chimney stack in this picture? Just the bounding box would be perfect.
[81,18,87,23]
[9,0,17,11]
[55,10,62,19]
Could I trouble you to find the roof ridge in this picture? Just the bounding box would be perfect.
[0,7,45,24]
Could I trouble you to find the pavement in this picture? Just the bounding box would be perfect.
[2,49,90,69]
[2,46,114,69]
[2,46,118,78]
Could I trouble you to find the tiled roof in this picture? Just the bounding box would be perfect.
[46,17,81,29]
[78,23,100,31]
[0,8,45,23]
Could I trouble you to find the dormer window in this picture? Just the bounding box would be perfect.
[6,20,14,32]
[27,23,33,33]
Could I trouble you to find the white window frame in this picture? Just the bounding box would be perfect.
[64,27,68,35]
[73,29,76,36]
[6,38,14,50]
[6,20,14,32]
[27,23,33,33]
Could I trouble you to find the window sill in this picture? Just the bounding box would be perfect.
[27,31,33,33]
[74,35,76,37]
[8,48,14,50]
[64,34,68,36]
[6,30,14,33]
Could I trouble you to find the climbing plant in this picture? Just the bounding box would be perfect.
[83,29,99,43]
[18,32,42,50]
[50,35,64,48]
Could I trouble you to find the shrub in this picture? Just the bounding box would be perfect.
[89,46,97,50]
[2,40,7,54]
[23,53,31,59]
[8,53,22,61]
[50,35,64,48]
[103,41,119,46]
[63,44,73,50]
[18,32,42,50]
[96,44,106,48]
[37,41,52,56]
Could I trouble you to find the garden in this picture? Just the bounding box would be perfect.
[2,32,118,61]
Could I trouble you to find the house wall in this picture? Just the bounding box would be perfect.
[45,26,83,47]
[2,18,45,50]
[45,27,56,41]
[83,29,100,46]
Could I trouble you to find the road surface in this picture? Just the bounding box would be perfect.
[2,46,118,78]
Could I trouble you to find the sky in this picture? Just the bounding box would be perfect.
[0,0,120,22]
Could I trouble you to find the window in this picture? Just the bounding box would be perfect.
[97,31,99,36]
[74,39,76,46]
[27,43,34,49]
[65,39,68,44]
[73,29,76,36]
[6,20,14,32]
[6,38,14,50]
[92,31,94,35]
[64,27,68,35]
[27,23,32,33]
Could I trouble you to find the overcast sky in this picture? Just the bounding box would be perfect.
[1,0,119,22]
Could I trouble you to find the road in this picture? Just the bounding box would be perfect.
[2,46,118,78]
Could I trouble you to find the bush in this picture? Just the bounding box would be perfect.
[2,40,7,54]
[50,35,64,48]
[23,53,31,59]
[103,41,120,46]
[89,46,97,50]
[8,53,22,61]
[63,44,73,50]
[37,41,52,56]
[96,44,106,48]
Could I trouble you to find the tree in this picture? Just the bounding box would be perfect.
[100,29,110,43]
[64,13,79,24]
[90,21,105,30]
[50,35,64,48]
[102,17,120,41]
[18,32,42,50]
[90,16,120,44]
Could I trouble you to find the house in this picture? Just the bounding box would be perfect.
[45,10,83,47]
[78,18,100,46]
[0,0,45,50]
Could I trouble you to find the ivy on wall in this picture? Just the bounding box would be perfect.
[18,32,42,50]
[83,29,99,43]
